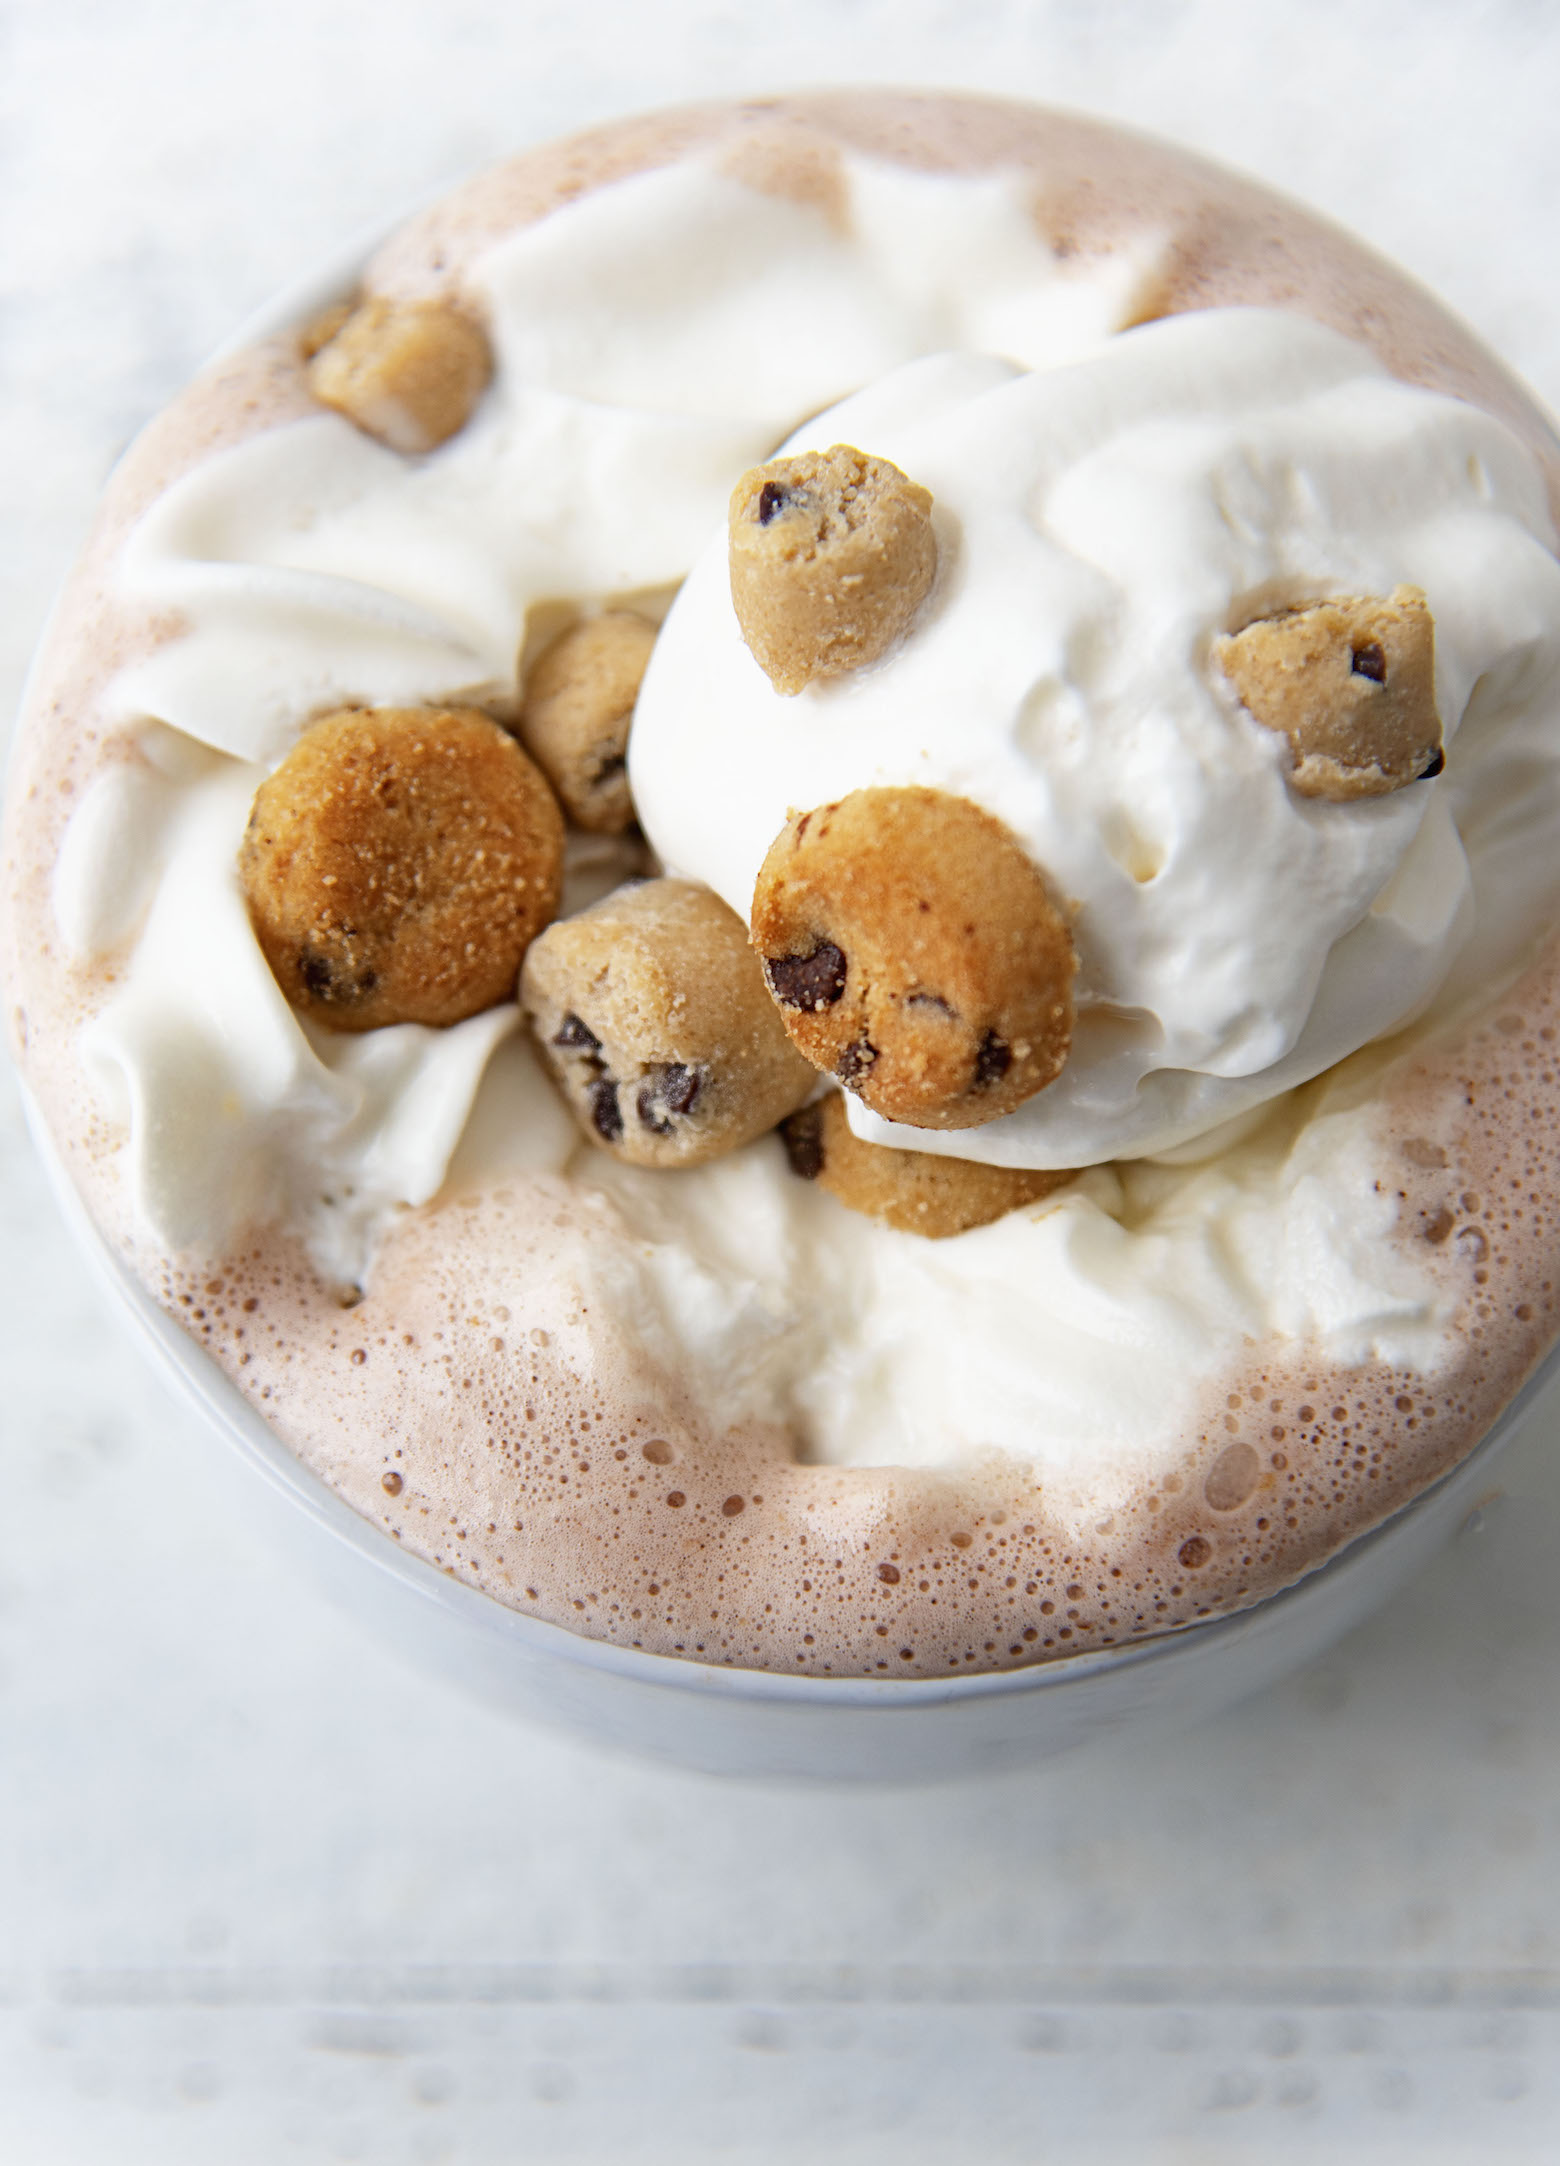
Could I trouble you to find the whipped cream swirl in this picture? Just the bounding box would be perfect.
[49,144,1560,1286]
[632,311,1560,1167]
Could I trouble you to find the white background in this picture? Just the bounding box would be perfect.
[5,2,1560,2159]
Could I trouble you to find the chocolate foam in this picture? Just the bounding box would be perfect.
[6,92,1560,1677]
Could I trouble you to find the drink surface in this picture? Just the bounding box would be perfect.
[6,92,1560,1677]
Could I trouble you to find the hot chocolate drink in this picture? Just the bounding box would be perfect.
[6,93,1560,1678]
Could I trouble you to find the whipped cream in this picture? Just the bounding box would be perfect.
[60,729,564,1281]
[632,310,1560,1167]
[63,149,1167,1270]
[574,1062,1446,1482]
[45,142,1560,1475]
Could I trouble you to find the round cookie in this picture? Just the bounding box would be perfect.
[1214,586,1443,800]
[521,878,817,1167]
[750,786,1077,1130]
[240,705,564,1030]
[781,1090,1078,1237]
[517,612,659,833]
[306,296,493,454]
[728,444,938,694]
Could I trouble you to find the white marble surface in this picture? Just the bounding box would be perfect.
[6,1,1560,2158]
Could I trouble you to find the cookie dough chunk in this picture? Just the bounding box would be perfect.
[751,787,1076,1131]
[518,613,658,832]
[307,296,493,454]
[241,706,563,1030]
[522,879,817,1167]
[1215,586,1442,800]
[729,444,937,695]
[781,1091,1077,1237]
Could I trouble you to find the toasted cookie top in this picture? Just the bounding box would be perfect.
[751,786,1076,1130]
[240,705,563,1030]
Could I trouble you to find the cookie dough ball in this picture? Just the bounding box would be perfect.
[307,296,493,454]
[729,444,937,695]
[521,879,816,1168]
[1215,586,1442,800]
[781,1092,1076,1237]
[751,787,1076,1131]
[517,613,658,832]
[241,706,563,1031]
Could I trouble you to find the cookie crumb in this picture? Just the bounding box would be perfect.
[307,296,492,454]
[1215,585,1442,799]
[729,444,937,694]
[751,786,1076,1130]
[297,298,355,361]
[522,878,816,1168]
[781,1092,1078,1236]
[518,613,658,832]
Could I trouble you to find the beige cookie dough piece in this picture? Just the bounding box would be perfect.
[751,786,1076,1131]
[240,706,563,1030]
[517,613,658,832]
[521,878,817,1168]
[729,444,937,695]
[1215,586,1443,800]
[307,296,493,454]
[781,1091,1077,1237]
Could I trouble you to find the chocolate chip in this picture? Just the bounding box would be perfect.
[1350,639,1387,683]
[836,1037,877,1083]
[554,1012,602,1050]
[1418,746,1445,780]
[757,481,789,525]
[765,942,847,1011]
[780,1103,825,1180]
[974,1030,1011,1087]
[662,1064,702,1115]
[587,1076,623,1141]
[299,950,377,1003]
[636,1062,704,1133]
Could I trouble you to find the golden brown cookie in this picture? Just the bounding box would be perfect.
[1214,586,1443,800]
[306,296,493,454]
[521,878,817,1168]
[728,444,938,695]
[780,1091,1077,1237]
[240,706,563,1030]
[751,787,1076,1130]
[517,613,658,832]
[297,299,355,360]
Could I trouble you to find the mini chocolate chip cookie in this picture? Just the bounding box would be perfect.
[521,878,817,1167]
[728,444,937,694]
[240,705,563,1030]
[306,296,493,454]
[517,613,658,832]
[780,1091,1077,1237]
[750,787,1076,1130]
[1214,586,1442,799]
